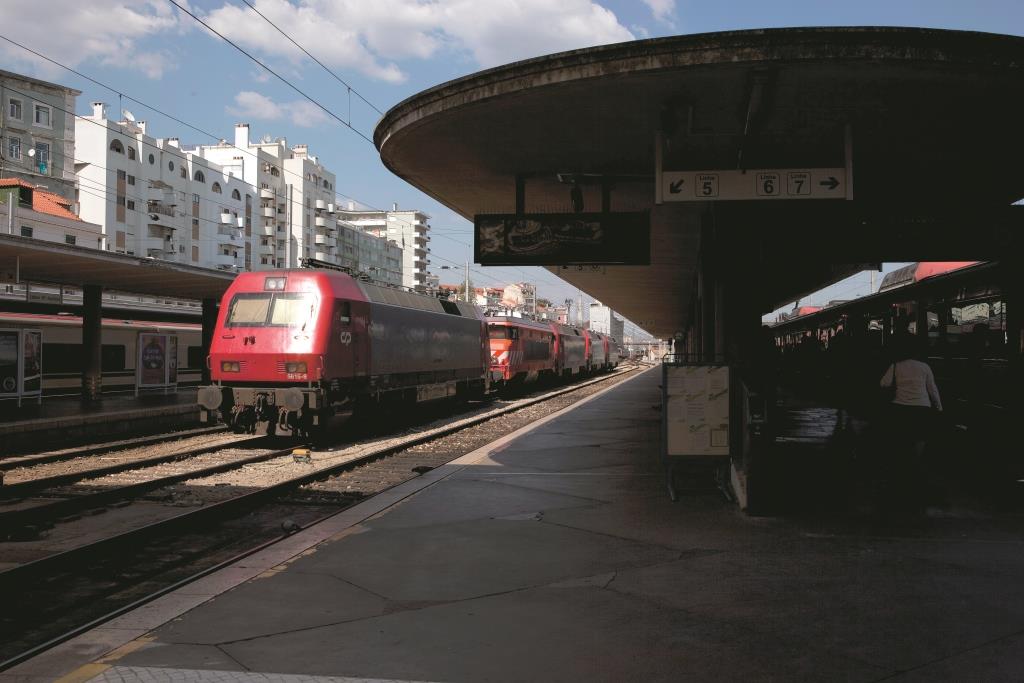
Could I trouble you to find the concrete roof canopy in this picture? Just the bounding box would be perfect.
[375,27,1024,338]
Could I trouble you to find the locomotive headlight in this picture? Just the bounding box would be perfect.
[221,361,241,372]
[285,361,307,373]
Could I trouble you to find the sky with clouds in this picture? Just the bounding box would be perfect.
[2,0,1022,335]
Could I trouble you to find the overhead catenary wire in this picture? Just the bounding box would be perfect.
[165,0,375,146]
[236,0,384,117]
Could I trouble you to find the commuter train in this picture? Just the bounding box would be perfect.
[771,261,1013,411]
[0,311,201,398]
[198,270,490,436]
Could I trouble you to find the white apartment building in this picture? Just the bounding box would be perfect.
[75,115,400,283]
[340,205,429,290]
[76,103,250,270]
[589,301,625,341]
[200,124,338,270]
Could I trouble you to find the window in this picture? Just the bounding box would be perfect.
[117,169,126,180]
[148,153,155,164]
[8,98,22,120]
[34,141,49,167]
[65,234,76,245]
[20,226,32,238]
[168,161,174,171]
[194,170,205,183]
[110,139,124,154]
[180,166,187,178]
[116,196,126,206]
[232,189,241,200]
[126,200,135,211]
[127,174,135,185]
[33,103,51,128]
[127,147,136,161]
[211,181,222,194]
[226,292,316,327]
[7,136,20,160]
[192,193,200,204]
[270,167,280,177]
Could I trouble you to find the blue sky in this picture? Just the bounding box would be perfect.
[3,0,1021,338]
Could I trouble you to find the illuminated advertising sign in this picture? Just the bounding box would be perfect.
[474,212,650,266]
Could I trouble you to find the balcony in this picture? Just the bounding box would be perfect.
[214,253,240,267]
[414,234,428,245]
[217,228,244,246]
[146,247,177,261]
[259,188,275,200]
[219,212,235,224]
[260,224,276,236]
[147,185,174,202]
[314,199,327,211]
[261,206,276,218]
[314,215,332,228]
[258,243,275,256]
[314,234,333,246]
[146,201,175,219]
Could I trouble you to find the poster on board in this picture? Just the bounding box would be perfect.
[0,329,18,396]
[664,365,730,457]
[21,330,41,395]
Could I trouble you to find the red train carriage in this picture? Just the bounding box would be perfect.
[550,322,587,378]
[486,315,557,385]
[587,330,611,372]
[198,270,489,436]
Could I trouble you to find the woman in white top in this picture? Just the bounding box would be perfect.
[879,337,943,458]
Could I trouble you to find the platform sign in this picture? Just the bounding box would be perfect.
[475,212,650,266]
[137,333,177,394]
[661,168,848,202]
[0,328,43,405]
[663,364,730,457]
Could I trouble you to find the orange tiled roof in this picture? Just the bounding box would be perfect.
[0,178,81,221]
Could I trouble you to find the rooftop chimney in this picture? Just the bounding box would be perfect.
[235,123,250,149]
[91,102,107,119]
[391,202,398,211]
[137,121,147,134]
[167,137,180,148]
[348,201,355,211]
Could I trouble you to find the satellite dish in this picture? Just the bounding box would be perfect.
[122,109,136,122]
[261,134,273,144]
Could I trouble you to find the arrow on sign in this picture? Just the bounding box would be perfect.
[668,179,684,194]
[819,176,840,191]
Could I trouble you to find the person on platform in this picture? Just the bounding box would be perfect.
[877,336,943,513]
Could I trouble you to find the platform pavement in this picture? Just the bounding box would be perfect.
[7,367,1024,682]
[0,389,200,453]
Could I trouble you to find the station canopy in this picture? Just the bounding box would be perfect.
[375,27,1024,337]
[0,234,235,300]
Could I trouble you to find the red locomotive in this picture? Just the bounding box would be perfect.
[198,270,489,436]
[486,315,556,385]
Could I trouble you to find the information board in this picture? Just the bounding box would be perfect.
[664,364,730,457]
[474,212,650,266]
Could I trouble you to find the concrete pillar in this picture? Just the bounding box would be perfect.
[201,297,218,384]
[81,285,102,401]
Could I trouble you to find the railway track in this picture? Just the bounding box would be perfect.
[0,365,642,669]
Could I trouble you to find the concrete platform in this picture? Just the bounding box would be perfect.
[6,367,1024,682]
[0,390,200,454]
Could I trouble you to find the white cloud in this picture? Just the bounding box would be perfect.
[227,91,333,128]
[202,0,635,83]
[0,0,185,79]
[642,0,676,27]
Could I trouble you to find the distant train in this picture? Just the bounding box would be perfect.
[486,314,620,387]
[0,311,201,398]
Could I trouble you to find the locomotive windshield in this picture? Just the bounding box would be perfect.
[489,326,517,339]
[226,293,316,328]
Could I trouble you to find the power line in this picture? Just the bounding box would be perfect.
[165,0,375,145]
[236,0,383,117]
